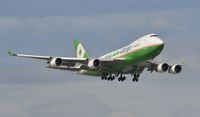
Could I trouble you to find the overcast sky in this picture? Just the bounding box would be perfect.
[0,0,200,117]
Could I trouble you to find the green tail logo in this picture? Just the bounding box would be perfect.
[73,39,89,59]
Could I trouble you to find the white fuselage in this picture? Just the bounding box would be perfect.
[100,34,164,59]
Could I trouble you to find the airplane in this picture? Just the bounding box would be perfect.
[8,34,183,82]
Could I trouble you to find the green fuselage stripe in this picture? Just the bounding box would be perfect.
[81,44,164,76]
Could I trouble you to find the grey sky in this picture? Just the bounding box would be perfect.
[0,0,199,17]
[0,0,199,117]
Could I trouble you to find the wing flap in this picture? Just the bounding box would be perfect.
[99,58,125,66]
[61,57,88,64]
[47,66,81,71]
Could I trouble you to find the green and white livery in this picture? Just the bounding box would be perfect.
[73,39,89,59]
[9,34,183,82]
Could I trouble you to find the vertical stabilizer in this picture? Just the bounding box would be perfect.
[73,39,89,59]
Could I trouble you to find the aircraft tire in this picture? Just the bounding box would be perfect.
[111,76,115,81]
[122,76,126,81]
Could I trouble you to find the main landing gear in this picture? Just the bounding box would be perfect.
[101,73,115,81]
[101,73,126,82]
[118,73,126,82]
[101,75,115,81]
[101,72,140,82]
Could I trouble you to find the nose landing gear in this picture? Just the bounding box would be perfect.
[132,73,140,82]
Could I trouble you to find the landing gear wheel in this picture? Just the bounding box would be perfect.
[135,78,139,82]
[132,73,140,82]
[111,76,115,81]
[134,73,140,78]
[107,75,112,81]
[132,78,139,82]
[101,72,109,80]
[118,77,122,81]
[132,78,135,82]
[101,76,106,80]
[118,76,126,82]
[118,78,121,81]
[122,76,126,81]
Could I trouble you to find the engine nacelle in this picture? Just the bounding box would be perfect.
[88,59,101,69]
[169,65,182,74]
[49,58,62,67]
[157,63,169,73]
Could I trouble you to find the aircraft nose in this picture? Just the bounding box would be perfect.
[156,37,164,52]
[149,34,164,45]
[149,35,164,50]
[156,37,164,45]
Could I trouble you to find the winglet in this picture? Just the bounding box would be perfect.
[8,50,17,56]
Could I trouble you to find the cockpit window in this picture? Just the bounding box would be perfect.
[149,34,158,37]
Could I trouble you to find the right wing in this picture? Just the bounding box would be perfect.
[8,51,88,68]
[8,50,50,60]
[8,51,126,72]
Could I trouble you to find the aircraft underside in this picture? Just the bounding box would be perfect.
[78,60,182,82]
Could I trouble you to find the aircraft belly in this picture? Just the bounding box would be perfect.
[122,65,134,74]
[76,70,101,77]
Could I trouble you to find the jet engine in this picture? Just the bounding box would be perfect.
[169,65,182,74]
[49,58,63,67]
[156,63,169,73]
[88,59,101,69]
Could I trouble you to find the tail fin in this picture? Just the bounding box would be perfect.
[73,39,89,59]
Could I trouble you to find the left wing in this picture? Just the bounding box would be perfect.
[144,61,183,74]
